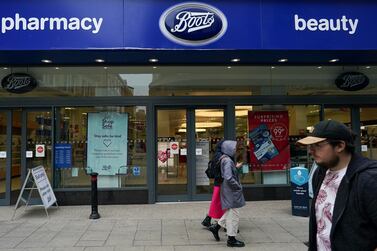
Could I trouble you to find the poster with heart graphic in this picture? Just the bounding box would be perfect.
[87,112,128,176]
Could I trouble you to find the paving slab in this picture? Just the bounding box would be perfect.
[0,201,308,251]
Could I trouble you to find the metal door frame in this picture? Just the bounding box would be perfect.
[20,108,54,185]
[155,105,230,202]
[0,110,12,205]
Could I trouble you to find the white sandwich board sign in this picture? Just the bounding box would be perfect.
[31,166,57,208]
[13,166,58,219]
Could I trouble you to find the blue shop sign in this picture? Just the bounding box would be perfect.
[159,2,228,46]
[290,166,309,217]
[0,0,377,50]
[0,1,123,50]
[54,143,72,169]
[125,0,261,49]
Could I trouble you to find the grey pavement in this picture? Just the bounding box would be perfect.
[0,200,309,251]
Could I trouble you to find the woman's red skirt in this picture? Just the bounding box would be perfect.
[208,185,225,219]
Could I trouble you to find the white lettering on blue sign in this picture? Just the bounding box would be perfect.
[171,11,215,33]
[294,14,359,35]
[1,13,103,34]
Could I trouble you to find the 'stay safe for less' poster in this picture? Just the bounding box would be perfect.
[87,112,128,175]
[248,111,290,171]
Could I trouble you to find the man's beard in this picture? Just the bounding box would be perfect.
[317,155,340,170]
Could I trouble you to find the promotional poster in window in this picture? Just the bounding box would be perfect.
[248,111,290,171]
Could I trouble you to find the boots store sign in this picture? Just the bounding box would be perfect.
[335,72,369,91]
[1,73,37,93]
[159,3,227,46]
[1,1,377,50]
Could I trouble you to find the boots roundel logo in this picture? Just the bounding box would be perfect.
[159,2,228,46]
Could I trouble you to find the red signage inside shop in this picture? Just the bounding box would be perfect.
[248,111,290,171]
[171,143,178,150]
[37,146,44,153]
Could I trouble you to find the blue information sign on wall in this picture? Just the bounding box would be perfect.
[132,166,140,176]
[290,166,309,217]
[54,143,72,169]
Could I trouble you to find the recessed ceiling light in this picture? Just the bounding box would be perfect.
[41,59,52,63]
[153,66,157,69]
[103,67,108,69]
[271,66,275,69]
[230,58,240,62]
[149,58,159,63]
[55,67,60,70]
[3,67,8,70]
[317,66,322,69]
[95,59,105,63]
[278,58,288,62]
[329,59,339,63]
[227,66,232,69]
[366,66,371,69]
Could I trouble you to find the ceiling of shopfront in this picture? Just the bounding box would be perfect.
[1,66,376,97]
[0,50,377,66]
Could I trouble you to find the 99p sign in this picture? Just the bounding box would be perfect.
[271,123,288,141]
[248,111,290,171]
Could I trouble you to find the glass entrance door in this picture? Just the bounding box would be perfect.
[195,109,224,195]
[156,108,224,201]
[21,109,53,185]
[157,109,188,198]
[0,110,10,205]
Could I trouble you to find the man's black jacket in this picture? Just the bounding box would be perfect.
[309,154,377,251]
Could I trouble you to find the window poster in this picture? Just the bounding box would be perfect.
[157,142,170,166]
[87,112,128,175]
[169,141,179,154]
[157,141,170,180]
[196,141,210,186]
[54,143,72,169]
[248,111,290,171]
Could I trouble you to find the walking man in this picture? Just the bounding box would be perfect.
[208,140,245,247]
[297,120,377,251]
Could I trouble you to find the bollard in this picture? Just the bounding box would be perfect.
[89,172,100,219]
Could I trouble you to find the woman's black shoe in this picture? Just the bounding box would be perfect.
[208,223,221,241]
[201,215,212,228]
[227,236,245,247]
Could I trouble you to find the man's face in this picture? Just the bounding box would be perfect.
[308,140,340,169]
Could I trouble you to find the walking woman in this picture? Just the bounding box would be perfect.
[209,140,246,247]
[201,140,226,227]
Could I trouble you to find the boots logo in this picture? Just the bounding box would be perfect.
[1,73,37,93]
[335,72,369,91]
[159,2,228,46]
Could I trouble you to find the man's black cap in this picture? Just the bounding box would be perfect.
[297,120,354,145]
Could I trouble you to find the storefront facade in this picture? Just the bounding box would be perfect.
[0,0,377,205]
